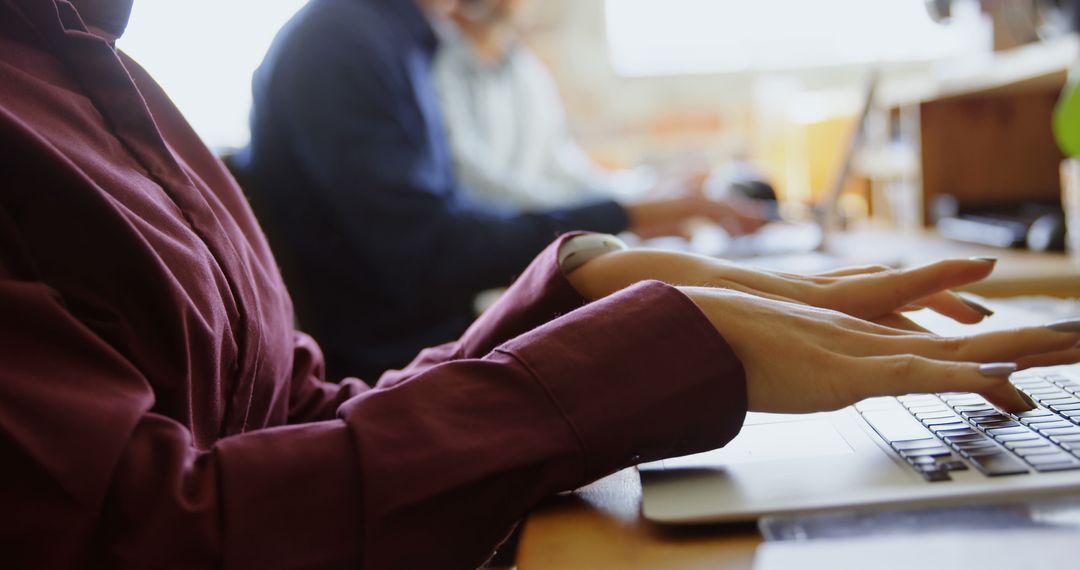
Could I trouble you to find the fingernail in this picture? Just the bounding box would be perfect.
[1019,391,1038,410]
[959,296,994,317]
[979,362,1018,377]
[970,256,998,263]
[1047,319,1080,333]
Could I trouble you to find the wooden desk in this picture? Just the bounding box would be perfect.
[517,468,759,570]
[824,227,1080,298]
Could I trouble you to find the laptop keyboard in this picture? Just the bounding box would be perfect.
[855,373,1080,482]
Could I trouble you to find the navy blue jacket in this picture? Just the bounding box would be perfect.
[238,0,628,379]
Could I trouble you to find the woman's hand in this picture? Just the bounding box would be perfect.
[568,245,997,326]
[680,286,1080,414]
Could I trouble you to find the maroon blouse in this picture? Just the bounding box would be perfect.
[0,0,747,567]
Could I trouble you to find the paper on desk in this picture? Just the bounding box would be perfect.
[753,530,1080,570]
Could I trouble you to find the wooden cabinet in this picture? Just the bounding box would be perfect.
[863,35,1076,227]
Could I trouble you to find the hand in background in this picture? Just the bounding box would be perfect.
[623,195,767,240]
[680,286,1080,414]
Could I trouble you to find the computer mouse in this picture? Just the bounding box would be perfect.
[727,177,780,220]
[1027,212,1068,252]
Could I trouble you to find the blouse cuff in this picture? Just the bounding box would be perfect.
[497,279,747,481]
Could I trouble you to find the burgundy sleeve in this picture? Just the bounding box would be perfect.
[376,232,592,388]
[0,276,745,568]
[339,280,747,568]
[286,330,373,423]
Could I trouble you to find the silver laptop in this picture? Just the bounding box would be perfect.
[640,299,1080,524]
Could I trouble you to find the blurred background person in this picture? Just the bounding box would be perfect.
[435,0,707,210]
[235,0,763,380]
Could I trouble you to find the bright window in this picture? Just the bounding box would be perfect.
[605,0,991,76]
[119,1,309,150]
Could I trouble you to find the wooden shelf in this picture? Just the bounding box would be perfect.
[879,34,1078,108]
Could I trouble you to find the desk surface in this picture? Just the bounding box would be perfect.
[824,228,1080,298]
[517,468,760,570]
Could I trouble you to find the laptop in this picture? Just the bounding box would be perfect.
[639,280,1080,524]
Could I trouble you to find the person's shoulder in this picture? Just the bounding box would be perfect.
[263,0,398,84]
[274,0,392,58]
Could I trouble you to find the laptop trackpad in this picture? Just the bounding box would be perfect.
[646,419,854,470]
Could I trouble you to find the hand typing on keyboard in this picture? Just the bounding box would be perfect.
[678,286,1080,414]
[568,245,1080,413]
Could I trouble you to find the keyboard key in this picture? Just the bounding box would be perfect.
[954,440,998,452]
[960,445,1002,459]
[1014,409,1054,420]
[1031,421,1074,432]
[929,422,969,434]
[995,432,1041,443]
[943,433,989,444]
[1050,434,1080,445]
[935,428,979,439]
[1004,439,1053,450]
[967,452,1029,476]
[1039,397,1080,407]
[1012,446,1061,457]
[900,447,952,458]
[908,404,950,414]
[955,405,994,413]
[892,439,942,451]
[1051,403,1080,412]
[898,394,940,406]
[987,426,1034,437]
[908,455,939,466]
[937,460,969,472]
[1041,427,1080,438]
[1025,453,1079,466]
[862,410,936,443]
[943,396,988,406]
[1033,461,1080,472]
[1027,387,1070,396]
[924,417,966,427]
[1012,379,1051,388]
[971,418,1019,429]
[915,411,956,421]
[963,410,1006,420]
